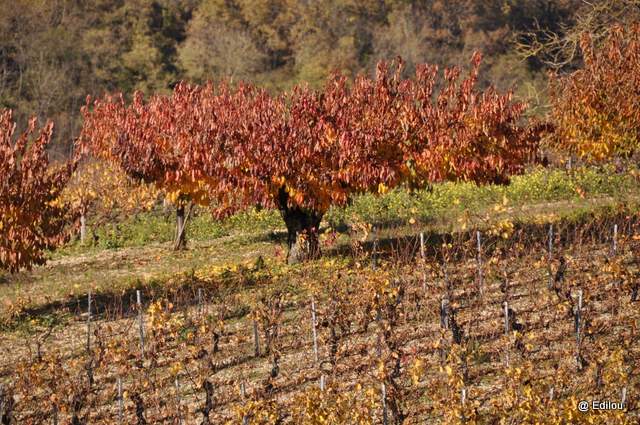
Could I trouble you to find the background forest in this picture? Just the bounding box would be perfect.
[1,0,629,160]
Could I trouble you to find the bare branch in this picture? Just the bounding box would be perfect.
[516,0,640,70]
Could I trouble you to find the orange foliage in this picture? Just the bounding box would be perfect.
[551,24,640,161]
[80,52,542,219]
[61,159,159,222]
[0,110,75,272]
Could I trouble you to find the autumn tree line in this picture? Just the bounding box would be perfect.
[1,0,640,271]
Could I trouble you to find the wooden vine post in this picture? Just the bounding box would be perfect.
[574,289,583,370]
[117,377,124,424]
[503,301,511,367]
[253,319,260,358]
[381,382,388,425]
[80,213,87,244]
[240,382,249,425]
[86,291,92,353]
[503,302,510,335]
[86,290,95,387]
[372,226,379,270]
[476,231,483,297]
[175,375,182,425]
[547,224,554,289]
[440,298,450,330]
[461,388,467,423]
[136,290,145,358]
[310,298,319,364]
[376,306,383,357]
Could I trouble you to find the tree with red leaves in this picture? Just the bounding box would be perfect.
[0,110,75,272]
[81,53,542,263]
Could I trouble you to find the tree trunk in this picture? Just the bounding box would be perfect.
[278,187,322,264]
[175,205,186,250]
